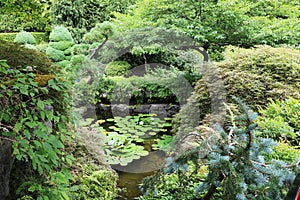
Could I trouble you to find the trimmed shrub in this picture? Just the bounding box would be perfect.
[49,41,74,51]
[46,47,66,62]
[49,26,73,42]
[36,43,49,53]
[220,45,300,85]
[23,44,36,50]
[71,54,88,68]
[57,60,71,68]
[46,26,74,64]
[105,61,131,76]
[64,48,73,56]
[14,31,36,45]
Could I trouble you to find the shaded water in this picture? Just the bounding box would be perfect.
[112,151,166,199]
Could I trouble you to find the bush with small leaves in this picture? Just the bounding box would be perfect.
[105,61,131,76]
[46,26,74,66]
[49,26,73,42]
[14,31,36,45]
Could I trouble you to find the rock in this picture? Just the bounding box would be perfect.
[111,104,130,117]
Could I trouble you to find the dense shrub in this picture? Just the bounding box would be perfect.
[51,0,136,42]
[0,59,74,199]
[0,1,50,32]
[95,75,185,104]
[14,31,36,45]
[0,40,55,73]
[49,26,73,42]
[46,47,66,62]
[256,98,300,146]
[173,45,300,140]
[105,61,131,76]
[206,45,299,111]
[46,26,74,66]
[70,168,118,200]
[220,45,300,85]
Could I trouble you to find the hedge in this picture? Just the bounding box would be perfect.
[0,32,48,44]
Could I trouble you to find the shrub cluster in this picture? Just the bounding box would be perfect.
[105,61,131,76]
[46,26,74,68]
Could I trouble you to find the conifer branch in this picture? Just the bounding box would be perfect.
[89,35,108,60]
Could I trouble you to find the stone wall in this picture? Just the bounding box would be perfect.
[94,103,180,119]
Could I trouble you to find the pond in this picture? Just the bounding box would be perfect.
[114,150,166,199]
[94,104,178,199]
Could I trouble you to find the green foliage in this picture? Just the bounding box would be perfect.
[258,98,300,132]
[105,61,131,76]
[264,142,300,163]
[256,98,300,147]
[46,47,66,62]
[49,41,75,51]
[256,117,296,142]
[114,0,300,60]
[0,0,50,32]
[96,66,196,104]
[140,98,297,199]
[186,45,300,114]
[46,26,74,64]
[0,32,48,44]
[70,165,118,200]
[83,22,116,44]
[49,26,73,42]
[0,40,55,74]
[14,31,36,45]
[23,44,36,50]
[0,60,74,199]
[138,164,209,200]
[51,0,136,42]
[96,76,177,104]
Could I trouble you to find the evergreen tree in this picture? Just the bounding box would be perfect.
[140,97,297,200]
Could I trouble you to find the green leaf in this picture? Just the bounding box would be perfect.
[37,100,44,110]
[28,185,36,192]
[14,122,23,132]
[1,132,13,137]
[25,121,35,129]
[42,142,53,152]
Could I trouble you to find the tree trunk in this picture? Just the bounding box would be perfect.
[0,139,15,199]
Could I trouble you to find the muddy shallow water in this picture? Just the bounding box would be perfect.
[112,150,166,199]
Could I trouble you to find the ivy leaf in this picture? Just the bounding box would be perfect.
[14,122,23,132]
[37,100,44,110]
[28,185,36,192]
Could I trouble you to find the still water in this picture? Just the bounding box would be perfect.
[112,150,166,199]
